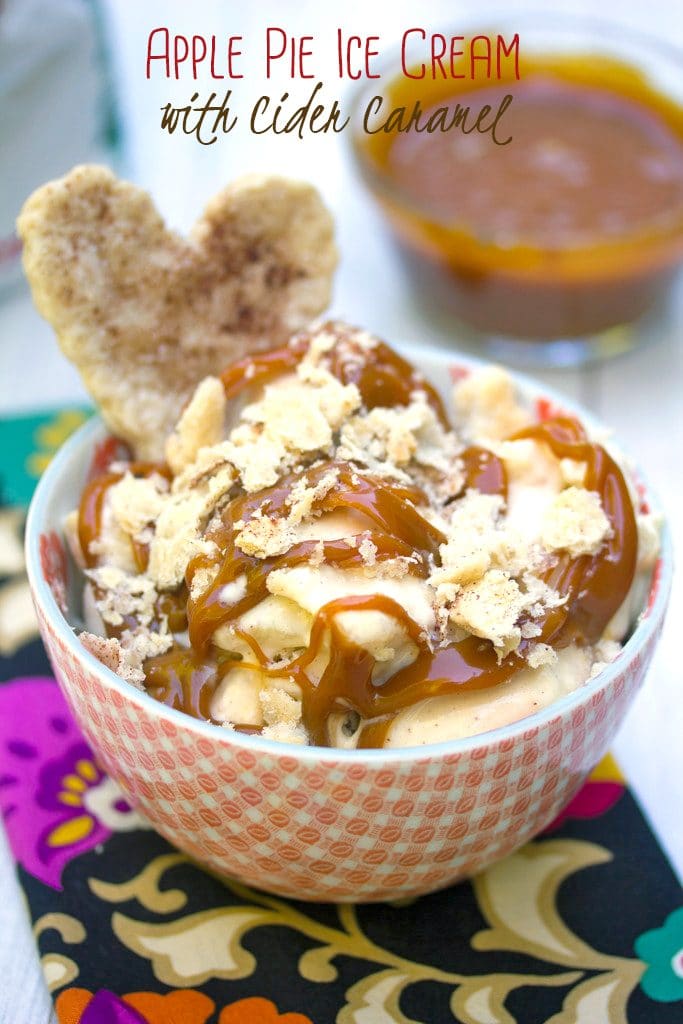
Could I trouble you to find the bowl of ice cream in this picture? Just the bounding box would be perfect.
[25,323,670,901]
[19,165,670,901]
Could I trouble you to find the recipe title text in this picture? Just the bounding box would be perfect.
[147,27,519,145]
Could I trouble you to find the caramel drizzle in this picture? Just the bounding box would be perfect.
[78,338,636,748]
[459,445,508,498]
[513,417,638,647]
[78,460,181,640]
[79,471,124,569]
[185,460,442,652]
[78,461,170,573]
[221,328,449,425]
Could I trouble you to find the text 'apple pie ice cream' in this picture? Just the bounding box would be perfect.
[67,322,659,749]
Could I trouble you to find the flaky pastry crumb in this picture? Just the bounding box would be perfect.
[166,376,226,475]
[454,366,532,442]
[541,487,611,558]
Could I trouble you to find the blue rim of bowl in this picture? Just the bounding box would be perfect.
[25,344,673,764]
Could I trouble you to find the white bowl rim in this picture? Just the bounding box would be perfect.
[25,343,673,764]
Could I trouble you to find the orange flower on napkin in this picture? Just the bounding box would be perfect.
[55,987,313,1024]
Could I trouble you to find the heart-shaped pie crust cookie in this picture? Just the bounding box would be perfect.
[18,165,337,459]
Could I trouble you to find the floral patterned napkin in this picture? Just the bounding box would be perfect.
[1,409,682,1024]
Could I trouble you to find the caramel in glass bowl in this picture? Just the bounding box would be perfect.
[350,17,683,365]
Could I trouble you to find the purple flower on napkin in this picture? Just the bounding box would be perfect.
[0,677,140,889]
[80,990,149,1024]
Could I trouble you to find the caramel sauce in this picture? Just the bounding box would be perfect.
[355,55,683,337]
[513,417,638,646]
[387,77,683,251]
[460,445,507,498]
[326,336,448,425]
[80,339,637,748]
[78,471,124,569]
[145,647,237,719]
[186,460,442,654]
[78,461,178,640]
[78,461,170,570]
[360,418,638,748]
[220,337,308,399]
[220,328,448,424]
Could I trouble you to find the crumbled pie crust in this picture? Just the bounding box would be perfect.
[453,365,533,441]
[541,486,612,558]
[166,376,227,475]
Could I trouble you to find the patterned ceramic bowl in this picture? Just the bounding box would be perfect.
[25,346,671,902]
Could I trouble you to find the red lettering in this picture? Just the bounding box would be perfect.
[497,34,520,79]
[470,35,492,79]
[266,27,287,78]
[365,36,380,79]
[299,36,314,78]
[192,36,207,79]
[174,34,189,79]
[450,35,465,79]
[401,28,426,79]
[226,36,243,78]
[146,27,170,79]
[431,33,447,79]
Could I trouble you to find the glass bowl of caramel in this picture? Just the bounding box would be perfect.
[349,15,683,366]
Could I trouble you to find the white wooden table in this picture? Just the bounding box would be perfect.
[1,1,682,1020]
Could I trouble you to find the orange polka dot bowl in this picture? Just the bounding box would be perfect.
[25,345,671,902]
